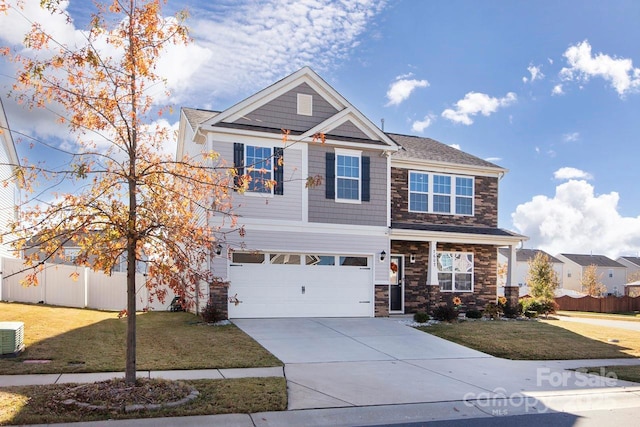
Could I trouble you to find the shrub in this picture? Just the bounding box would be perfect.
[432,304,458,322]
[201,300,225,323]
[413,312,430,323]
[520,297,558,318]
[465,309,483,319]
[483,302,502,319]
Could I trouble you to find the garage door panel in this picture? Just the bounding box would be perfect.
[228,254,372,318]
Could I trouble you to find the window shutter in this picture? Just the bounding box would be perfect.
[273,147,284,195]
[325,152,335,199]
[233,143,244,191]
[361,156,370,202]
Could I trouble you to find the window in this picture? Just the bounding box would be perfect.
[408,171,474,215]
[336,152,360,201]
[437,252,473,292]
[232,252,266,264]
[246,146,272,193]
[306,255,335,266]
[339,256,368,267]
[270,254,300,265]
[64,248,80,263]
[608,269,613,278]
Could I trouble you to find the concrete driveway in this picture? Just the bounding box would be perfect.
[233,317,640,411]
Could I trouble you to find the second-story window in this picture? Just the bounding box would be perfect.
[336,150,360,202]
[246,146,272,193]
[233,143,284,195]
[408,171,474,215]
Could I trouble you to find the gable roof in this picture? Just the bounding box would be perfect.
[498,248,563,264]
[388,133,506,174]
[197,67,398,150]
[559,253,625,268]
[618,256,640,267]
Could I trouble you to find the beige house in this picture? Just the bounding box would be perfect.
[497,248,564,296]
[556,253,626,296]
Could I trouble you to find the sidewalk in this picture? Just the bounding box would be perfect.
[0,366,284,387]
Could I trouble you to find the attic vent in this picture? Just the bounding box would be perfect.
[0,322,25,357]
[297,93,313,116]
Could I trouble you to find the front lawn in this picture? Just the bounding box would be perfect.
[557,310,640,322]
[0,377,287,426]
[420,319,640,360]
[0,302,282,374]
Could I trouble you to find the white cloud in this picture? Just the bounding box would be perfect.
[554,167,593,180]
[563,132,580,142]
[411,114,435,133]
[441,92,517,125]
[386,77,429,106]
[449,144,461,150]
[512,180,640,258]
[485,157,502,163]
[552,84,564,95]
[560,40,640,96]
[523,64,544,83]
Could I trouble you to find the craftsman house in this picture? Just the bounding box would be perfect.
[177,67,525,318]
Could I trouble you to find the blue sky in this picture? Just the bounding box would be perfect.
[2,0,640,258]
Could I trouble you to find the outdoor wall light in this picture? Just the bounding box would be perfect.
[410,254,416,263]
[380,250,387,262]
[215,244,223,256]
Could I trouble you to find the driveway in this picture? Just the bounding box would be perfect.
[233,317,640,411]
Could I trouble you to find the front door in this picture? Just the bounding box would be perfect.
[389,255,404,312]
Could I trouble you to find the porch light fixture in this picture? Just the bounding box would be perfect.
[410,254,416,263]
[380,250,387,262]
[215,244,223,256]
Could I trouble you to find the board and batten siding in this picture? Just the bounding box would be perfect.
[308,144,387,226]
[233,83,338,132]
[212,139,304,221]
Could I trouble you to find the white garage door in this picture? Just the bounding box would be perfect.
[227,252,373,318]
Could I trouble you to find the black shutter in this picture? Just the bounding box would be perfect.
[361,156,370,202]
[273,147,284,195]
[233,143,244,191]
[325,152,335,199]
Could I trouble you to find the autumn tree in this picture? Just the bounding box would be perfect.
[526,251,559,300]
[581,264,607,297]
[1,0,238,384]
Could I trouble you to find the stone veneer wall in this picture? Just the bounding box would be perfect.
[391,241,498,314]
[375,285,390,317]
[209,283,229,319]
[504,286,519,311]
[391,168,499,228]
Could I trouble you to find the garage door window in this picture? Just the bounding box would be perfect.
[270,254,301,265]
[232,252,266,264]
[306,255,336,266]
[339,256,368,267]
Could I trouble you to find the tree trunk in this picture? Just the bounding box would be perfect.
[125,243,137,384]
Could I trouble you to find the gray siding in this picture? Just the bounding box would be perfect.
[233,83,338,132]
[329,120,371,139]
[308,144,387,226]
[212,140,303,221]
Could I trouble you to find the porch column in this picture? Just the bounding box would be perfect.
[426,240,439,286]
[504,244,519,309]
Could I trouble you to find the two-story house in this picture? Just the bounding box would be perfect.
[177,67,525,318]
[556,253,627,296]
[617,256,640,282]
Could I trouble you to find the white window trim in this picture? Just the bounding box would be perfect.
[335,148,362,204]
[436,251,474,293]
[245,144,274,197]
[408,171,474,216]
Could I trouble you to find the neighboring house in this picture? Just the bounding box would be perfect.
[617,256,640,282]
[177,67,525,318]
[625,281,640,297]
[556,253,627,296]
[497,248,564,296]
[0,98,21,259]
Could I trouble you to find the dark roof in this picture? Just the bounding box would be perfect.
[559,254,625,268]
[619,256,640,267]
[498,248,563,263]
[391,222,522,237]
[387,133,504,170]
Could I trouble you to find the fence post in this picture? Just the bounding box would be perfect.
[84,267,89,308]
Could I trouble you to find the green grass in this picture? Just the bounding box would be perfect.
[557,310,640,322]
[0,377,287,426]
[574,365,640,383]
[420,319,640,360]
[0,302,282,374]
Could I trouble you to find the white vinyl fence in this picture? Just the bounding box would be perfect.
[0,257,175,312]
